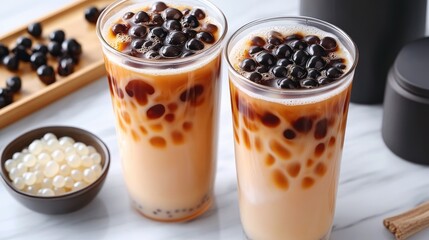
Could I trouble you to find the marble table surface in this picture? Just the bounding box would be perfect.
[1,1,429,239]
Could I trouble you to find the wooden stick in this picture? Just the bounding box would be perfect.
[384,201,429,240]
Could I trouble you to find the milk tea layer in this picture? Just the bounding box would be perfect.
[102,4,222,221]
[229,27,352,240]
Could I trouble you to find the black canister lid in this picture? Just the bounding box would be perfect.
[394,37,429,98]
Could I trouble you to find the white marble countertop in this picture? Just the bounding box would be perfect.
[1,1,429,239]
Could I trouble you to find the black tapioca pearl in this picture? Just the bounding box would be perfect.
[32,44,48,55]
[181,51,194,57]
[165,31,187,46]
[277,78,299,89]
[307,69,321,79]
[152,42,163,51]
[318,77,335,85]
[261,112,280,127]
[151,1,168,12]
[151,14,164,26]
[147,104,166,119]
[283,129,296,140]
[111,23,129,35]
[306,56,326,70]
[285,33,303,42]
[162,8,183,21]
[12,45,30,62]
[149,27,168,39]
[274,44,293,59]
[256,65,269,73]
[160,45,181,58]
[332,62,346,70]
[57,57,75,76]
[191,8,206,20]
[145,50,161,59]
[201,23,218,34]
[320,36,337,51]
[290,65,307,79]
[125,80,155,105]
[326,67,343,78]
[122,12,135,21]
[271,66,288,77]
[134,11,150,24]
[48,42,62,57]
[182,8,191,15]
[249,72,263,82]
[240,58,257,72]
[27,22,42,38]
[307,44,326,57]
[196,32,215,44]
[268,36,283,45]
[293,117,313,133]
[255,51,276,67]
[37,65,56,85]
[303,35,320,45]
[183,28,197,38]
[183,15,199,28]
[185,38,204,51]
[30,52,47,70]
[62,39,82,57]
[288,40,307,50]
[49,30,65,43]
[6,76,21,93]
[248,46,264,56]
[266,44,276,51]
[300,78,319,89]
[180,85,204,102]
[250,36,266,47]
[277,58,292,67]
[314,118,328,139]
[131,39,145,49]
[0,88,13,107]
[0,44,9,59]
[163,20,182,31]
[3,55,19,71]
[16,36,32,49]
[292,50,309,66]
[84,7,100,24]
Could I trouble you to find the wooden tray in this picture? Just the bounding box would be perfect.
[0,0,113,129]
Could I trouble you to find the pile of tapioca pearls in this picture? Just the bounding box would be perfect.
[4,133,103,197]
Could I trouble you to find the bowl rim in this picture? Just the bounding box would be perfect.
[0,126,110,199]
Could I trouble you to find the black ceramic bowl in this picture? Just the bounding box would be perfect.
[0,126,110,214]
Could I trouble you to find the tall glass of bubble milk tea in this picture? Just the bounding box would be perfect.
[225,17,358,239]
[96,0,227,222]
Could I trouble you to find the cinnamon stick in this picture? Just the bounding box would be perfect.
[384,201,429,240]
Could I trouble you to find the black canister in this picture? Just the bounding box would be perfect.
[300,0,427,104]
[382,37,429,165]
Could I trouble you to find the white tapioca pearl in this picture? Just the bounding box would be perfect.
[64,146,76,157]
[39,188,55,197]
[67,154,82,168]
[72,181,86,191]
[71,169,83,181]
[44,161,59,178]
[75,143,89,156]
[37,152,51,165]
[83,168,96,184]
[90,164,102,177]
[59,164,71,175]
[34,171,43,184]
[45,139,60,152]
[23,154,37,167]
[4,159,16,172]
[22,148,29,154]
[12,152,23,161]
[81,156,93,167]
[54,187,65,195]
[90,153,101,165]
[41,178,52,188]
[52,175,66,188]
[29,140,43,155]
[64,177,74,189]
[43,133,57,142]
[13,177,25,190]
[87,146,96,154]
[25,186,38,195]
[24,172,37,186]
[16,163,27,175]
[51,149,65,163]
[9,168,20,181]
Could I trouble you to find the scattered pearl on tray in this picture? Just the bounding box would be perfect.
[4,133,103,197]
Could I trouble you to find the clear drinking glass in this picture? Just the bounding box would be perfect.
[225,17,358,239]
[96,0,227,222]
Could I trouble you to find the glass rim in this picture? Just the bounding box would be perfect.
[96,0,228,67]
[224,16,359,96]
